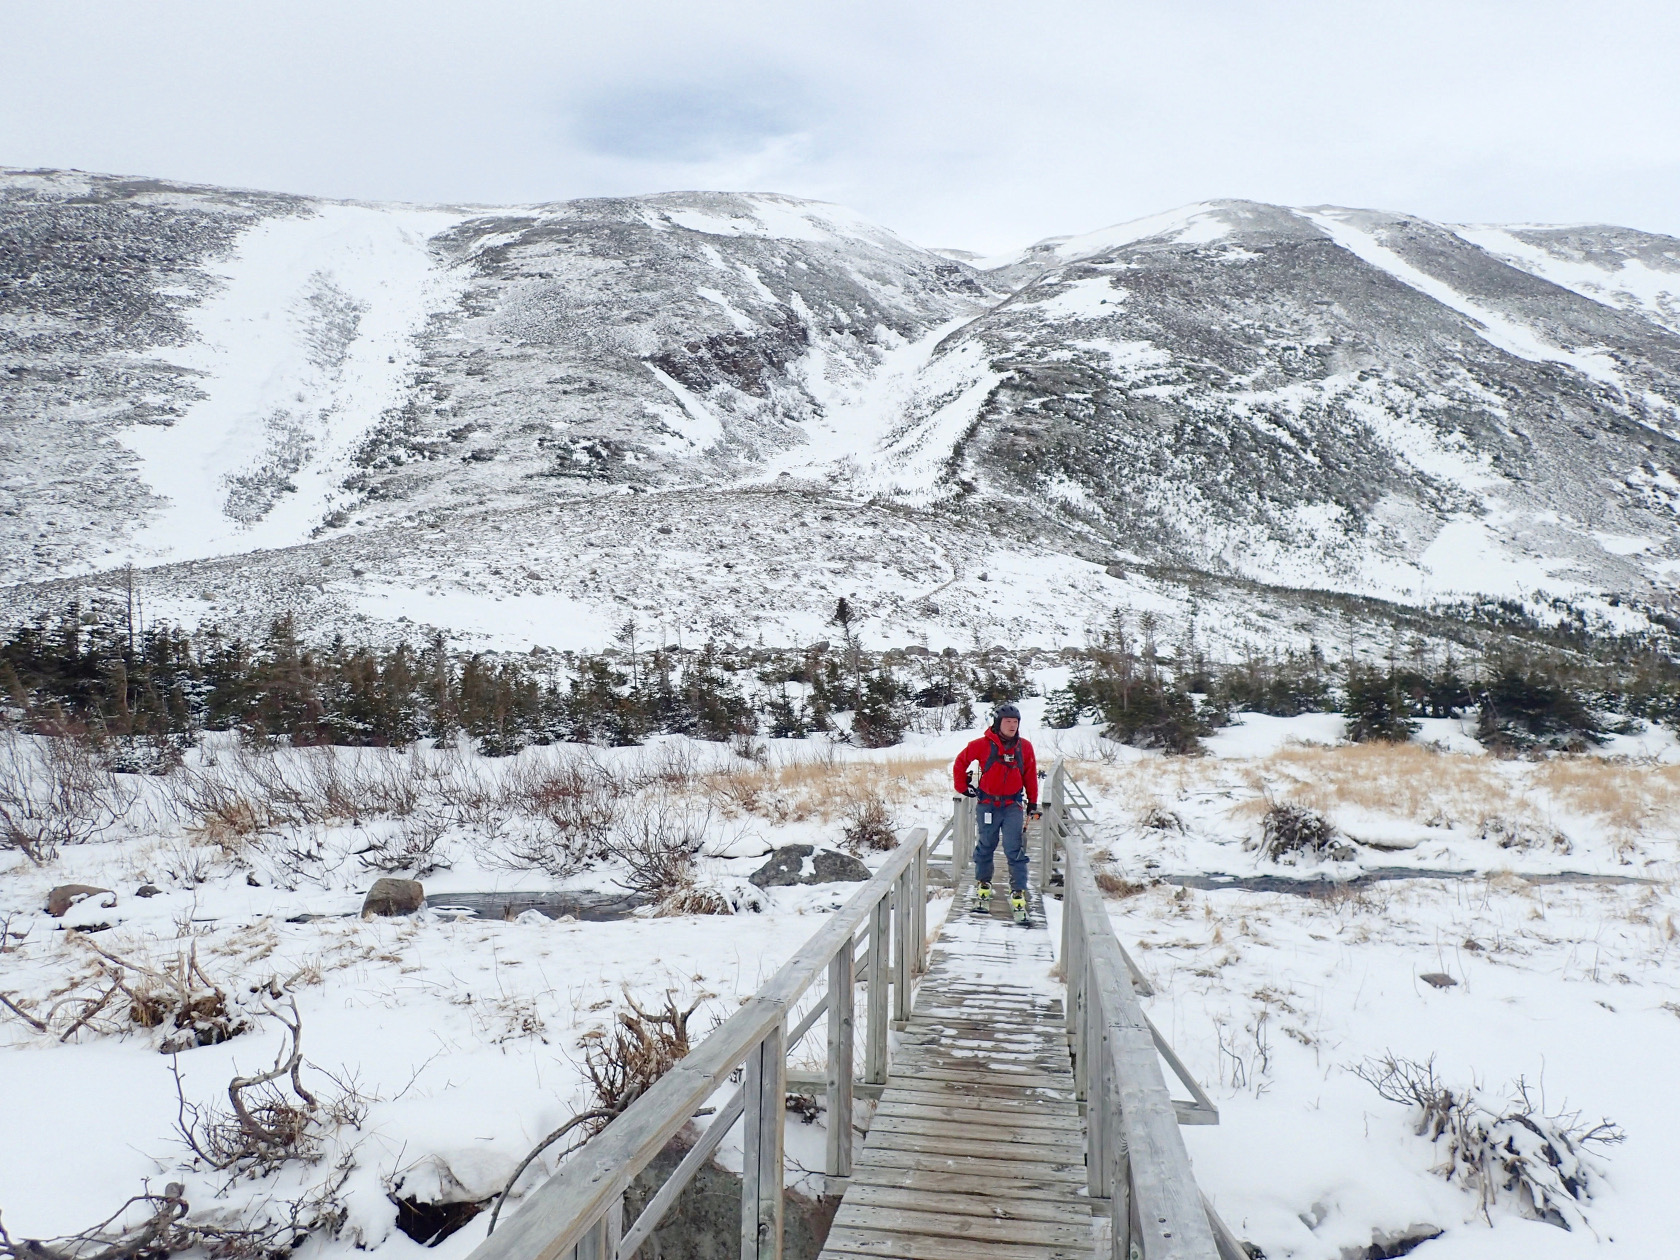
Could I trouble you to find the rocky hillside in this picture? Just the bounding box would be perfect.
[5,170,1680,654]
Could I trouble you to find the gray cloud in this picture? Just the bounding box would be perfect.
[571,77,811,162]
[2,1,1677,253]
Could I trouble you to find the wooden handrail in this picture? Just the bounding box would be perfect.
[469,826,930,1260]
[1055,760,1221,1259]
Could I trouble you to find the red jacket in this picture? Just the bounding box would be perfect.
[953,729,1038,807]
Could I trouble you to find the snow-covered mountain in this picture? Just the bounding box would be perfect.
[5,170,1680,653]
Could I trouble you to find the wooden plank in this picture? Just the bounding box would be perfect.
[879,1079,1076,1106]
[902,1015,1056,1032]
[829,1205,1090,1247]
[889,1065,1073,1088]
[900,1030,1057,1047]
[862,1131,1078,1164]
[903,1049,1070,1069]
[820,1225,1086,1260]
[872,1100,1079,1128]
[880,1080,1076,1105]
[866,1115,1085,1151]
[853,1147,1085,1179]
[839,1184,1093,1225]
[844,1164,1085,1204]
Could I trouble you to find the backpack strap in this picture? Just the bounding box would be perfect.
[977,737,1025,806]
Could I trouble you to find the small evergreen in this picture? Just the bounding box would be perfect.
[1476,665,1604,753]
[1343,667,1421,742]
[851,670,909,748]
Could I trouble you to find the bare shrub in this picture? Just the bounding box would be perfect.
[1480,815,1572,855]
[1139,805,1186,832]
[354,809,454,877]
[1356,1053,1624,1230]
[499,757,622,874]
[174,994,367,1175]
[0,1164,357,1260]
[841,793,898,854]
[622,741,700,792]
[0,731,138,862]
[172,744,426,840]
[154,833,217,888]
[1260,802,1348,864]
[1094,867,1147,898]
[729,732,768,766]
[76,935,249,1051]
[484,989,710,1237]
[656,882,734,915]
[580,992,704,1121]
[426,744,509,838]
[654,876,765,917]
[605,796,709,899]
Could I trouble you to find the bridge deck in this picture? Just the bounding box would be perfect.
[819,885,1093,1260]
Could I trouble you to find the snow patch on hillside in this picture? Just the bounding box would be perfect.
[1455,224,1680,334]
[120,203,470,564]
[1005,201,1232,266]
[1305,210,1628,389]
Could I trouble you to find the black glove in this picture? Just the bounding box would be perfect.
[962,786,977,798]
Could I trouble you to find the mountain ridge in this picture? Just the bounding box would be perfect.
[5,169,1680,655]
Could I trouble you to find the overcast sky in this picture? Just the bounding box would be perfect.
[5,1,1678,253]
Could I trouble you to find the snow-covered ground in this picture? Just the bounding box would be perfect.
[3,709,1678,1259]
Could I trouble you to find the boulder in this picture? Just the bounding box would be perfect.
[750,845,871,889]
[135,885,163,898]
[46,884,113,917]
[810,849,872,883]
[1343,1223,1443,1259]
[362,877,425,917]
[1419,972,1457,989]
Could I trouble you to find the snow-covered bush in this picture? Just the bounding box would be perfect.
[1259,801,1349,864]
[1356,1053,1624,1230]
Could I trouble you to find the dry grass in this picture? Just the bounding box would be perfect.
[1245,743,1680,854]
[701,753,947,824]
[1248,742,1525,827]
[1532,758,1680,842]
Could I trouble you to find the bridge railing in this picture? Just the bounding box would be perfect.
[1050,760,1247,1260]
[466,825,930,1260]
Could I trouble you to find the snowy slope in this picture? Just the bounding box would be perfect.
[8,173,1680,652]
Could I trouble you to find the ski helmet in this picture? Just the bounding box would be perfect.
[991,703,1022,734]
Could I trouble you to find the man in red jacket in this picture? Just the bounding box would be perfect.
[952,704,1040,924]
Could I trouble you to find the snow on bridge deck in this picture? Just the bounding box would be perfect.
[818,885,1096,1260]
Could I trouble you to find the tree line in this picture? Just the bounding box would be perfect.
[5,601,1676,762]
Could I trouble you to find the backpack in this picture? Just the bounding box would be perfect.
[976,736,1027,806]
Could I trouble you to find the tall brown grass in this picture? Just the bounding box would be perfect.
[701,753,947,824]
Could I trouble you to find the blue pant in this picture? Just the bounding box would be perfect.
[975,801,1028,891]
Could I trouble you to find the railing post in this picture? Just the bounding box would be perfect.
[576,1196,620,1260]
[913,840,928,976]
[1087,1000,1111,1202]
[864,892,891,1084]
[1113,1139,1133,1260]
[741,1022,786,1260]
[955,796,974,883]
[891,872,912,1027]
[825,938,855,1186]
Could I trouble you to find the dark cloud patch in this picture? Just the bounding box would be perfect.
[571,76,811,162]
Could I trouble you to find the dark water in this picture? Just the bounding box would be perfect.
[1162,868,1656,896]
[423,890,650,921]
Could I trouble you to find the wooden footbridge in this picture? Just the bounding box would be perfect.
[470,762,1246,1260]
